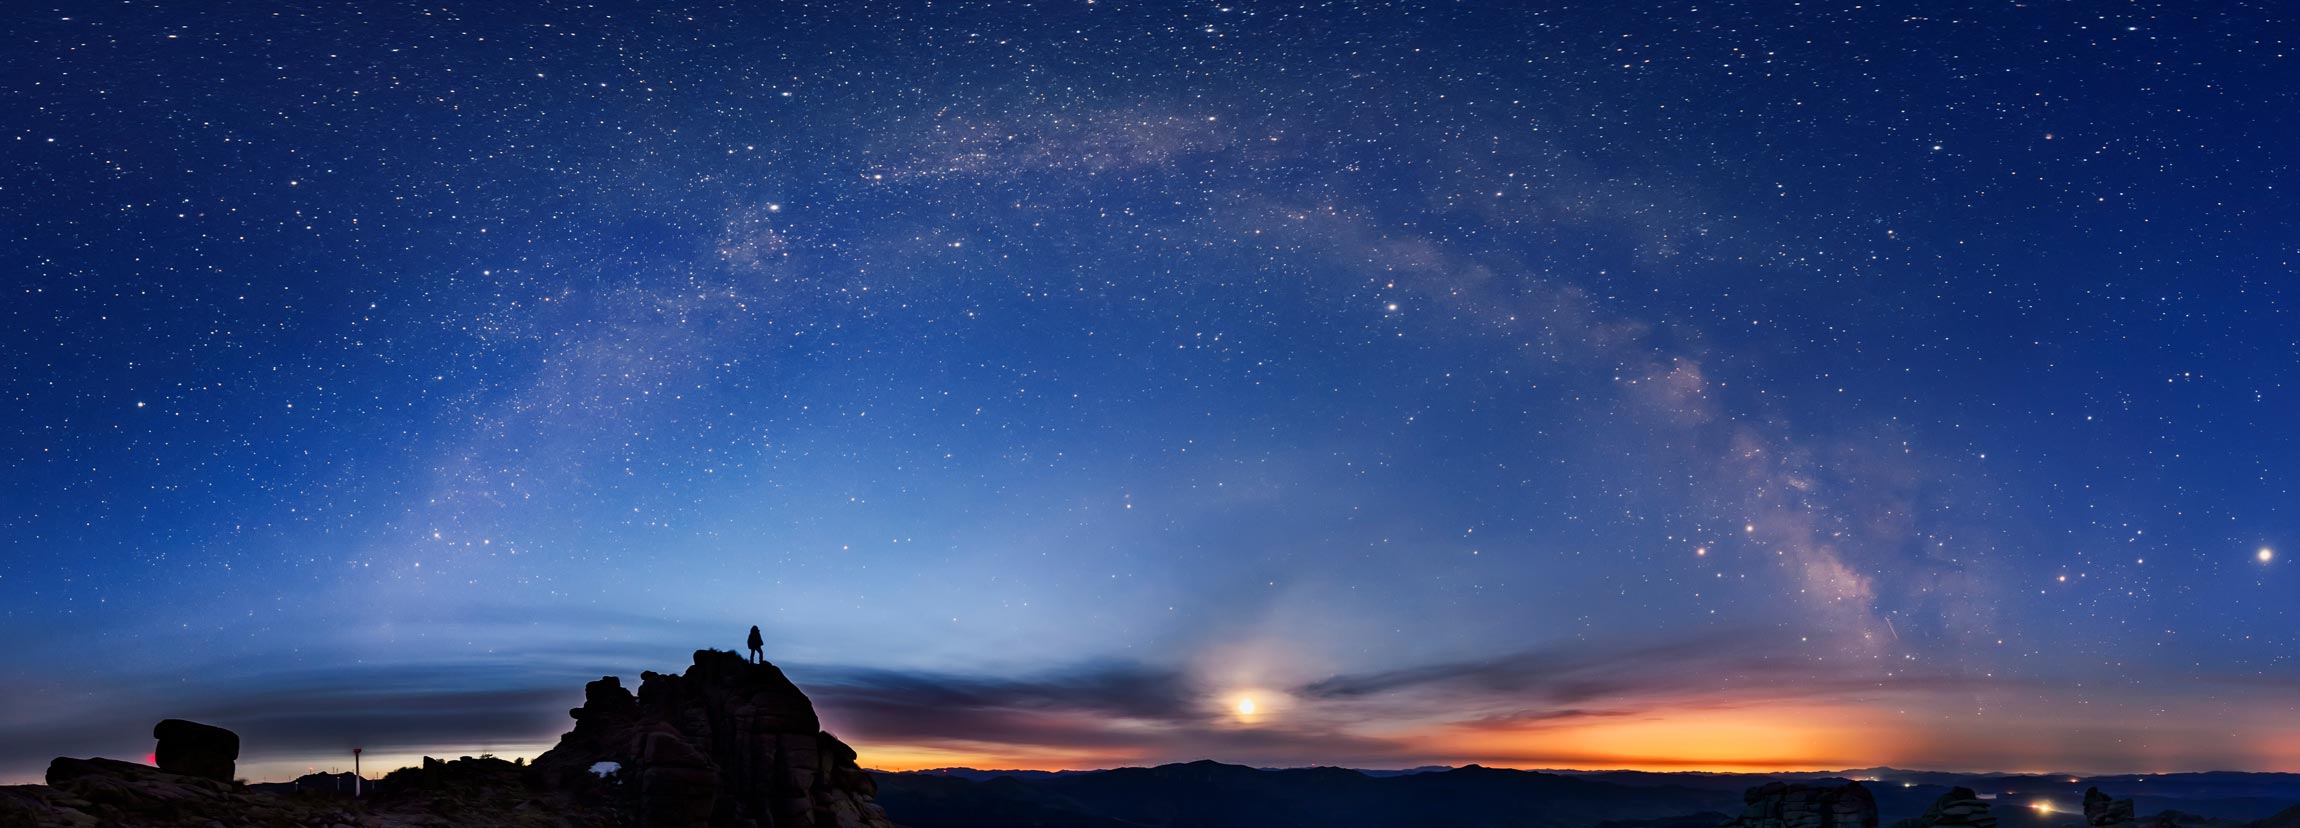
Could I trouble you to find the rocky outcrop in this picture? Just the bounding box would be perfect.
[151,718,238,783]
[16,757,324,827]
[0,647,888,828]
[1890,787,1998,828]
[531,649,892,828]
[1722,781,1880,828]
[2089,787,2140,828]
[0,753,579,828]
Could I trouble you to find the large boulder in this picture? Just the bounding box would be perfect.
[1891,787,1999,828]
[2088,788,2139,828]
[532,649,892,828]
[1722,781,1880,828]
[151,718,239,782]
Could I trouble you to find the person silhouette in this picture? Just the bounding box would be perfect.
[746,625,764,664]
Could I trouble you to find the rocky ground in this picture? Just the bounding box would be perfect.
[0,650,890,828]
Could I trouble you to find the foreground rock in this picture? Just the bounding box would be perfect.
[151,719,238,783]
[1889,787,1997,828]
[532,648,891,828]
[0,648,889,828]
[0,749,574,828]
[1721,781,1880,828]
[2090,788,2141,828]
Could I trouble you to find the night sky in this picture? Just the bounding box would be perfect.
[4,1,2296,784]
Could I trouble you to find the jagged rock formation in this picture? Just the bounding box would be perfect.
[1,756,344,828]
[1889,787,1998,828]
[1721,781,1880,828]
[531,648,892,828]
[0,648,889,828]
[0,753,574,828]
[245,769,371,797]
[151,718,237,783]
[2090,787,2140,828]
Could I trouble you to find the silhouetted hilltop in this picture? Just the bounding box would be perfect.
[0,648,887,828]
[532,648,888,828]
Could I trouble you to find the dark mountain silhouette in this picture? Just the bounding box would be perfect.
[872,761,1751,828]
[4,647,2298,828]
[0,649,888,828]
[870,765,2300,828]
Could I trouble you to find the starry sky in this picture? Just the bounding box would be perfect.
[3,0,2296,784]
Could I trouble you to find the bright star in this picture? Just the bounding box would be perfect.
[2260,547,2275,563]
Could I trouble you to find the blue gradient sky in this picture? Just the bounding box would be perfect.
[3,0,2295,783]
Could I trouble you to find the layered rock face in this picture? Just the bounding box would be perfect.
[2089,788,2141,828]
[0,756,388,828]
[532,649,891,828]
[1890,787,1998,828]
[151,718,238,783]
[0,647,889,828]
[1722,781,1880,828]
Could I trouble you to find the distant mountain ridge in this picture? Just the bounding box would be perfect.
[871,763,2300,828]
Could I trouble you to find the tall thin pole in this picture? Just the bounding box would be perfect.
[353,748,362,798]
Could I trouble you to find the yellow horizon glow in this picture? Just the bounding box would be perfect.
[832,695,2300,775]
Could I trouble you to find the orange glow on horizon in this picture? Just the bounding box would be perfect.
[1417,704,1897,772]
[853,741,1152,773]
[838,699,2300,775]
[848,705,1898,774]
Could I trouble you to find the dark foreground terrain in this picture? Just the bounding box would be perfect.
[5,650,2296,828]
[0,649,891,828]
[870,763,2300,828]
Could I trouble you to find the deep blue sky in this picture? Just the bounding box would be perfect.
[3,0,2295,782]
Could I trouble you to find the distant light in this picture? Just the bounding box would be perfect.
[1236,697,1257,716]
[2034,803,2054,814]
[2260,547,2275,563]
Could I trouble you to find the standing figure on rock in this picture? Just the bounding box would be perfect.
[746,625,764,664]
